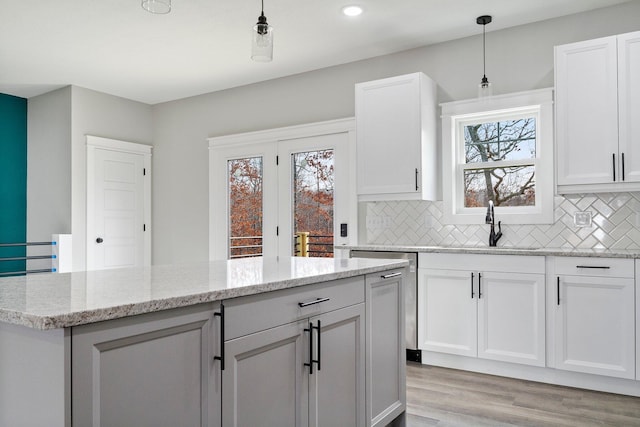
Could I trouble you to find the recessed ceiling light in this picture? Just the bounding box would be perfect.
[342,5,363,17]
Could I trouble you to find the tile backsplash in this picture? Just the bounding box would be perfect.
[364,192,640,250]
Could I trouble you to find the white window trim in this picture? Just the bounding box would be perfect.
[441,88,554,225]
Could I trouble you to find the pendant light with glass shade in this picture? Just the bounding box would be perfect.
[252,0,274,62]
[142,0,171,14]
[477,15,492,97]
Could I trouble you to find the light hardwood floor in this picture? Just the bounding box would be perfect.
[406,363,640,426]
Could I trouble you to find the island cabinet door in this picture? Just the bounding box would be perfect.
[308,303,365,427]
[71,303,221,427]
[222,320,309,427]
[366,269,406,427]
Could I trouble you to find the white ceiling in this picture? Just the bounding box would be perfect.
[0,0,632,104]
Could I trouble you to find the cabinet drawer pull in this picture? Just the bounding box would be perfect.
[576,265,611,269]
[622,152,626,181]
[478,273,482,299]
[557,277,560,306]
[214,303,225,370]
[613,153,616,181]
[298,297,330,308]
[415,168,419,191]
[381,272,402,279]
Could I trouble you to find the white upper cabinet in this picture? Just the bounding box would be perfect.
[555,31,640,193]
[618,32,640,183]
[355,72,437,201]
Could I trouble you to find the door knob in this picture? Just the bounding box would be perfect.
[96,237,104,243]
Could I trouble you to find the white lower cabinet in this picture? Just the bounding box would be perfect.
[72,303,221,427]
[418,253,546,367]
[551,257,635,379]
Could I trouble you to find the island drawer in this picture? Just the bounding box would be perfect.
[553,257,634,278]
[223,276,365,340]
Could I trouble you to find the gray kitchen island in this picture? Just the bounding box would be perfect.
[0,256,407,427]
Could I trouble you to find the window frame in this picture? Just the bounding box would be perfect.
[441,89,554,225]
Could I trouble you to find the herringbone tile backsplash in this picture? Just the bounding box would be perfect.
[365,193,640,249]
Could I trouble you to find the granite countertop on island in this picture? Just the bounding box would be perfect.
[0,256,408,330]
[338,244,640,259]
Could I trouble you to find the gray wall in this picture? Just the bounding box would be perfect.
[27,86,152,271]
[70,86,153,270]
[151,2,640,264]
[27,87,72,241]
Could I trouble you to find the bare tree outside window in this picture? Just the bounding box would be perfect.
[463,118,536,208]
[228,157,263,258]
[292,150,334,257]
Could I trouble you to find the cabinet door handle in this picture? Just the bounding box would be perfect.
[557,277,560,306]
[622,152,626,181]
[304,321,321,374]
[298,297,330,307]
[613,153,616,181]
[381,272,402,279]
[316,320,322,372]
[214,303,225,370]
[576,265,610,269]
[478,273,482,299]
[415,168,419,191]
[470,272,475,299]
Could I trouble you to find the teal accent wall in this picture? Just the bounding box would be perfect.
[0,93,27,274]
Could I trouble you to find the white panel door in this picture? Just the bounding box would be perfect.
[87,138,150,271]
[555,275,635,379]
[418,269,477,357]
[618,31,640,183]
[555,36,619,185]
[477,272,545,367]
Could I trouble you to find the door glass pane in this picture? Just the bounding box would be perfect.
[292,150,334,258]
[228,157,263,258]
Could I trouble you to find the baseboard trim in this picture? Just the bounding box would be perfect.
[421,350,640,397]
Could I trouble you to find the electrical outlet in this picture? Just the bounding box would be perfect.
[574,211,592,227]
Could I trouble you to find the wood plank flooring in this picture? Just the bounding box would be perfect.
[406,363,640,426]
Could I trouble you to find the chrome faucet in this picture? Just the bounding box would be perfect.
[485,200,502,247]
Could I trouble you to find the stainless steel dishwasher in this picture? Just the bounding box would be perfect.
[350,250,420,362]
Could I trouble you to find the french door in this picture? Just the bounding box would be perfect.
[209,120,355,260]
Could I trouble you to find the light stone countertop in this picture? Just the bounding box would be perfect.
[338,245,640,259]
[0,257,408,330]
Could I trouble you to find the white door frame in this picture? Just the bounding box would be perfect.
[86,135,152,270]
[208,118,357,260]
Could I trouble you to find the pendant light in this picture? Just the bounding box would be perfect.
[251,0,274,62]
[142,0,171,14]
[477,15,492,97]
